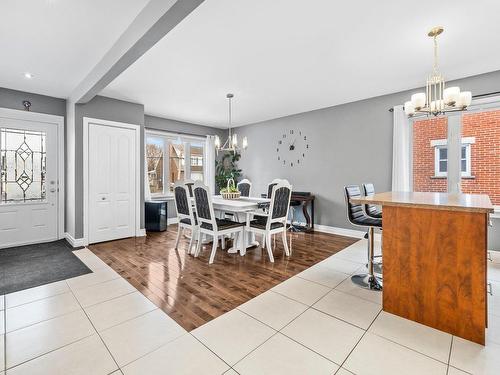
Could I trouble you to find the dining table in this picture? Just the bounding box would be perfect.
[211,195,271,255]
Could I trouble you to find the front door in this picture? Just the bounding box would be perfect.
[0,117,58,248]
[88,122,136,243]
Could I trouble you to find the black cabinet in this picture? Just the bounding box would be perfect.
[145,201,168,232]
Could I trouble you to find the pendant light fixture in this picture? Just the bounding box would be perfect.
[405,27,472,117]
[215,93,248,154]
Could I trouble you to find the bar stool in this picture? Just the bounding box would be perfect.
[344,185,382,291]
[362,183,382,218]
[362,183,383,274]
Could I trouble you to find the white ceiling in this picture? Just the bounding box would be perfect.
[0,0,149,98]
[101,0,500,128]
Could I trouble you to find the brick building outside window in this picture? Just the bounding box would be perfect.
[412,109,500,205]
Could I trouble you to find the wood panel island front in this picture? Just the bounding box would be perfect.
[350,191,494,345]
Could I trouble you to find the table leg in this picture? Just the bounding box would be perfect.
[227,212,259,254]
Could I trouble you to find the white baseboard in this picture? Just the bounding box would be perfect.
[136,228,147,237]
[313,224,382,241]
[167,217,179,225]
[64,233,86,248]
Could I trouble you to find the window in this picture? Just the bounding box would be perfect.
[146,136,164,194]
[189,143,204,182]
[412,102,500,206]
[145,132,205,197]
[434,142,471,177]
[0,128,47,203]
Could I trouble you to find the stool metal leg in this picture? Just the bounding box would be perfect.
[351,227,382,291]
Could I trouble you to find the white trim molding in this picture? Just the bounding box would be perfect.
[0,107,65,241]
[64,232,86,248]
[83,117,142,246]
[167,217,179,225]
[314,224,382,241]
[430,137,476,147]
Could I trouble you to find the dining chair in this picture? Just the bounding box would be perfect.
[184,178,195,197]
[266,178,284,198]
[193,181,245,264]
[173,181,198,255]
[245,181,292,262]
[237,178,252,197]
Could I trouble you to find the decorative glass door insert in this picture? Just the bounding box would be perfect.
[0,127,47,203]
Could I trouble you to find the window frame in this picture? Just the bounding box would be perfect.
[145,130,206,198]
[431,138,474,178]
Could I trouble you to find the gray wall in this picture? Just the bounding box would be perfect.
[0,87,66,116]
[146,115,226,139]
[73,96,145,238]
[235,70,500,249]
[145,115,225,218]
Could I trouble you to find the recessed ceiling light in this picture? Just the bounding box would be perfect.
[24,72,34,79]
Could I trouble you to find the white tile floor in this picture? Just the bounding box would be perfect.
[2,241,500,374]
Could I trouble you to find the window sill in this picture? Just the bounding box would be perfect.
[430,176,475,180]
[149,195,174,201]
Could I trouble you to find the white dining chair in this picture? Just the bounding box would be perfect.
[193,181,245,264]
[245,181,292,262]
[237,178,252,197]
[173,181,198,254]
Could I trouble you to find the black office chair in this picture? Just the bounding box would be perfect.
[362,183,382,219]
[344,185,382,291]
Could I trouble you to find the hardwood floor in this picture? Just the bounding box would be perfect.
[89,226,357,331]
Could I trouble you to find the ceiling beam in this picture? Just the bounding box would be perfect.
[69,0,205,104]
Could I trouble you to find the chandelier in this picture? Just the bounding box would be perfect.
[405,27,472,117]
[215,93,248,154]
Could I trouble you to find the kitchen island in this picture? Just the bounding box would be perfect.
[351,191,494,344]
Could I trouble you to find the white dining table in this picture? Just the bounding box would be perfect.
[211,195,270,255]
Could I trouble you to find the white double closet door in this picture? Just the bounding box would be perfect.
[88,121,137,244]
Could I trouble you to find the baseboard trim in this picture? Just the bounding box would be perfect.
[313,224,382,241]
[167,217,179,225]
[64,233,86,248]
[137,228,147,237]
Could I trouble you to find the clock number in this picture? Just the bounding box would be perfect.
[290,162,293,167]
[303,153,305,157]
[304,136,307,140]
[283,160,286,165]
[306,144,309,149]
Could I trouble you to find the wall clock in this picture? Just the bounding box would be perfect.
[276,129,309,167]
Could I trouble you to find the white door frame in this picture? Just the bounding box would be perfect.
[83,117,141,245]
[0,107,65,241]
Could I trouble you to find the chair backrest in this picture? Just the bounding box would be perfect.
[344,185,366,226]
[237,179,252,197]
[193,181,217,231]
[184,179,195,197]
[268,181,292,227]
[362,183,379,216]
[267,178,283,198]
[173,181,196,224]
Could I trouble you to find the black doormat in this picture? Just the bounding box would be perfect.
[0,240,92,295]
